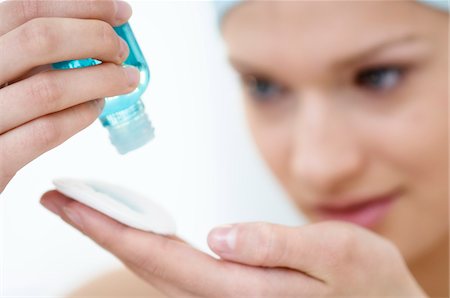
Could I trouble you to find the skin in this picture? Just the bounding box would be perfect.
[0,0,140,193]
[0,0,446,297]
[223,0,449,295]
[39,1,448,297]
[67,268,167,297]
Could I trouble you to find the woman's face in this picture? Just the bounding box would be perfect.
[223,1,448,262]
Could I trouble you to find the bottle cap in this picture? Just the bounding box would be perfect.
[101,99,154,154]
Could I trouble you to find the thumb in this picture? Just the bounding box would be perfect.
[207,221,387,281]
[208,222,299,267]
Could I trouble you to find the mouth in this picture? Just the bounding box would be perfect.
[314,190,400,228]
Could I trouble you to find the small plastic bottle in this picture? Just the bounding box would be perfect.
[53,23,154,154]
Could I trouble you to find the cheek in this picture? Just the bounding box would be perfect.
[389,50,450,188]
[246,106,294,184]
[356,92,448,259]
[397,94,448,223]
[363,95,448,189]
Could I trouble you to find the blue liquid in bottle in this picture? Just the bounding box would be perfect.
[53,23,154,154]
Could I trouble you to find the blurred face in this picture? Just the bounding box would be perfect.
[223,1,448,262]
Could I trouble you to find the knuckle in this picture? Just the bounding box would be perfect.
[20,19,56,55]
[94,20,118,52]
[18,0,40,21]
[27,74,62,110]
[86,0,116,21]
[243,223,277,265]
[104,0,117,18]
[33,117,60,147]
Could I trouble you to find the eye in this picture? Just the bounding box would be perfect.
[355,66,405,92]
[241,75,286,101]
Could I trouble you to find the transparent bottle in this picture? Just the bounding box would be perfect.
[53,23,154,154]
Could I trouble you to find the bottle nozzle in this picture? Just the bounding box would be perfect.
[100,99,154,154]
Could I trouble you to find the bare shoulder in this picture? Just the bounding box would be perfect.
[68,268,167,297]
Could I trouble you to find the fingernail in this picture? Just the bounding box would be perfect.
[40,199,61,216]
[123,66,140,87]
[63,206,84,231]
[118,38,129,61]
[209,225,236,253]
[115,1,132,23]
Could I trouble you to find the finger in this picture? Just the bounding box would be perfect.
[124,262,326,298]
[41,191,231,296]
[0,0,132,36]
[40,190,74,215]
[0,64,139,133]
[40,190,186,244]
[0,99,103,190]
[0,17,129,85]
[207,221,387,281]
[39,191,196,298]
[11,64,53,84]
[40,192,324,297]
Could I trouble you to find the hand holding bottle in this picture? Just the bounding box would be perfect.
[0,0,140,193]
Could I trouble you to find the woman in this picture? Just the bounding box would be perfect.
[1,0,448,296]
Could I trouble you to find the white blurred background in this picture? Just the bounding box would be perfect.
[0,1,304,296]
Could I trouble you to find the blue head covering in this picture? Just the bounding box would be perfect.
[214,0,241,23]
[215,0,449,23]
[417,0,450,11]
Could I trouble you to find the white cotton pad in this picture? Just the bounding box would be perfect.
[52,178,176,235]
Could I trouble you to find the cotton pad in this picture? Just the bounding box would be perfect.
[52,178,176,235]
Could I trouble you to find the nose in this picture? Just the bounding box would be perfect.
[290,95,367,196]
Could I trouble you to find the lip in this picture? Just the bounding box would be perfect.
[314,191,400,228]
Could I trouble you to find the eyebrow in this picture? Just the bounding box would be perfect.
[228,33,428,76]
[228,57,278,81]
[333,33,428,68]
